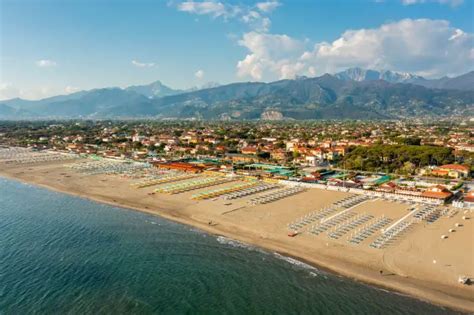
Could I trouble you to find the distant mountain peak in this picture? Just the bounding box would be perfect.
[334,67,424,83]
[186,82,221,92]
[125,80,182,99]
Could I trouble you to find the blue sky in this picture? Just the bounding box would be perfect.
[1,0,473,100]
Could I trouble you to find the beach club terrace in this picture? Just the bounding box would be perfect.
[151,161,204,173]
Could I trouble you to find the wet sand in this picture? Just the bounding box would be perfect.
[1,160,473,313]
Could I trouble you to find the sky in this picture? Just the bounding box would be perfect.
[0,0,473,100]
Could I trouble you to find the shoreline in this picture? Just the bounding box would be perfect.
[1,168,473,313]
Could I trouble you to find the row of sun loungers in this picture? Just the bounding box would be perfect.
[414,206,441,223]
[4,153,77,164]
[333,195,370,209]
[288,212,322,231]
[222,183,279,200]
[191,181,258,200]
[287,207,340,231]
[328,213,374,239]
[119,167,168,179]
[249,186,306,205]
[441,208,458,218]
[384,198,416,205]
[370,220,413,249]
[0,147,78,164]
[70,160,150,175]
[348,216,392,245]
[155,177,235,194]
[131,173,197,188]
[309,212,357,236]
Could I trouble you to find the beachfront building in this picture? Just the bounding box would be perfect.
[463,191,474,209]
[152,162,203,173]
[420,185,454,203]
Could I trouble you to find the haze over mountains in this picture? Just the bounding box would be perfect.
[1,69,473,120]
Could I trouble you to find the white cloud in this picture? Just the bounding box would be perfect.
[177,1,237,18]
[241,10,271,32]
[303,19,474,77]
[255,1,281,13]
[194,69,205,79]
[401,0,463,6]
[236,31,307,80]
[236,19,474,80]
[131,60,155,68]
[35,59,57,68]
[175,1,277,32]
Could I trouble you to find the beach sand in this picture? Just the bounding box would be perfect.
[1,159,473,313]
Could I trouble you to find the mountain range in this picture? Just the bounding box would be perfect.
[334,68,474,91]
[1,69,473,120]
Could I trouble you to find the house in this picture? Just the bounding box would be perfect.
[241,146,258,155]
[132,134,145,142]
[310,148,324,160]
[215,145,226,153]
[455,143,474,153]
[270,149,287,162]
[333,146,347,156]
[432,164,470,179]
[326,150,339,161]
[305,156,319,166]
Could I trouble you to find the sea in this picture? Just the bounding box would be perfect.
[0,177,459,314]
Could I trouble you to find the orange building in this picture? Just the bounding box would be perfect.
[432,164,470,179]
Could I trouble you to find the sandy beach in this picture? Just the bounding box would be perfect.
[1,159,473,313]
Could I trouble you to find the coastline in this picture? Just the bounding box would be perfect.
[1,164,473,313]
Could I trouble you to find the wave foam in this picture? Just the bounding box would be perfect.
[273,253,324,275]
[216,236,267,254]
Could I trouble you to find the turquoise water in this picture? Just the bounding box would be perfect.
[0,178,458,314]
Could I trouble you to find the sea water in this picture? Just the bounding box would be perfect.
[0,178,459,314]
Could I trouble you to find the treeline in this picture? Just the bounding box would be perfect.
[340,145,455,174]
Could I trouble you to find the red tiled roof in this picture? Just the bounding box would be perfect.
[421,190,453,199]
[439,164,469,172]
